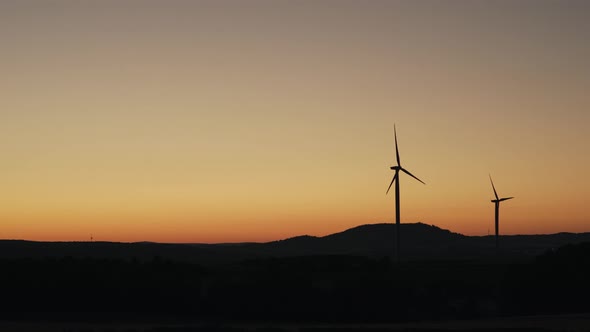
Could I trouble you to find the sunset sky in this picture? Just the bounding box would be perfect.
[1,1,589,243]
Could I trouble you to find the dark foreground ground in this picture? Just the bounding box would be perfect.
[3,313,590,332]
[1,241,590,331]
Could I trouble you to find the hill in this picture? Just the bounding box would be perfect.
[262,223,467,258]
[2,222,590,263]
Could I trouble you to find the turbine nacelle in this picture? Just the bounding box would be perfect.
[489,175,514,203]
[390,166,401,170]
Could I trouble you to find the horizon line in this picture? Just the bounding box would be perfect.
[1,221,588,245]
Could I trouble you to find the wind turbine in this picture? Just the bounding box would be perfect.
[386,125,425,262]
[489,175,514,251]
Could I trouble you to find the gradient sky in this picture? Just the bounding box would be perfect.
[1,0,589,243]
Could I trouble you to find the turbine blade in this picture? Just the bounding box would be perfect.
[386,173,398,194]
[489,174,499,200]
[500,197,514,201]
[394,125,401,167]
[401,168,425,185]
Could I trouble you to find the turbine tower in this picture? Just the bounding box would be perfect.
[489,175,514,251]
[386,125,425,262]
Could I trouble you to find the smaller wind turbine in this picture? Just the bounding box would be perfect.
[489,175,513,251]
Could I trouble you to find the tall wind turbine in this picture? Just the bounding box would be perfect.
[489,175,514,251]
[386,125,425,262]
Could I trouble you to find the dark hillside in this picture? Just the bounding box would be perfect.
[2,223,590,263]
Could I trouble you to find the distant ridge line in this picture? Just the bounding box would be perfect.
[2,222,590,264]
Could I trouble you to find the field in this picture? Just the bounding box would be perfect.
[2,313,590,332]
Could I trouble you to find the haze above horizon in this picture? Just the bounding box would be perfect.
[1,1,589,243]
